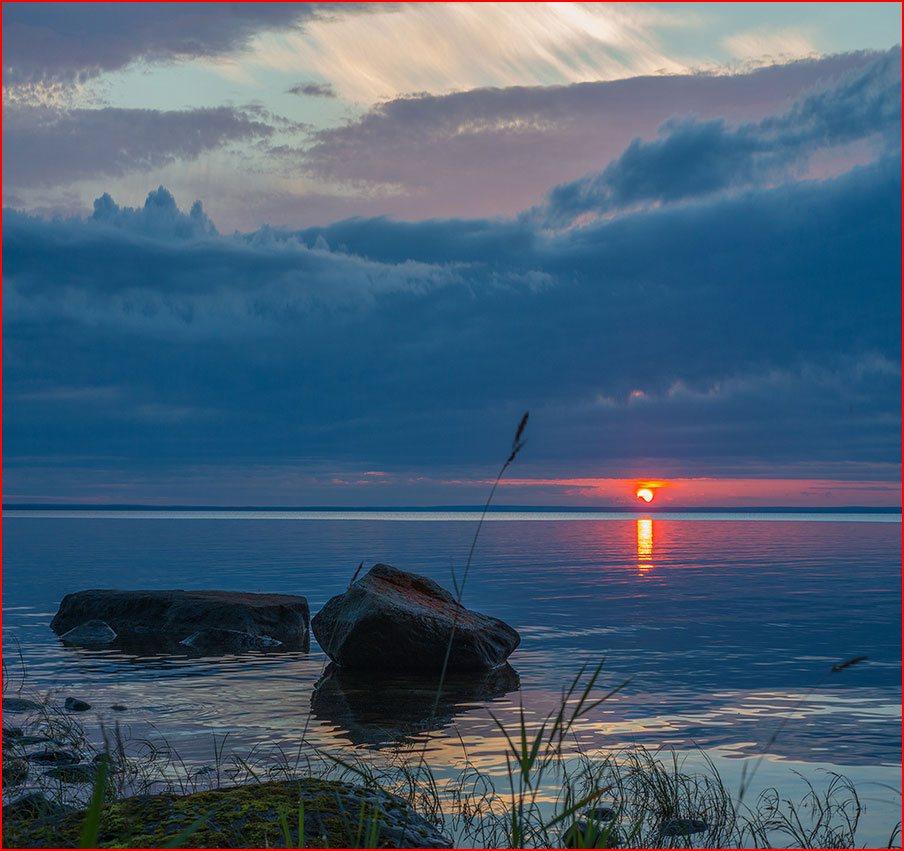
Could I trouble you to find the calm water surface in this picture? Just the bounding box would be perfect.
[2,512,900,845]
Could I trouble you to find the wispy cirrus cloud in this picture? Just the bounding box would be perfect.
[722,27,818,65]
[244,2,693,104]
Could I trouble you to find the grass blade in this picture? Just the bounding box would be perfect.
[78,753,110,848]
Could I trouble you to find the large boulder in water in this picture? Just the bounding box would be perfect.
[50,590,309,647]
[311,564,519,671]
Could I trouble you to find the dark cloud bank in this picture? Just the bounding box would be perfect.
[3,54,900,501]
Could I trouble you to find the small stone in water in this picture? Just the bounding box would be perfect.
[11,735,53,746]
[2,759,29,786]
[586,807,617,821]
[26,750,80,765]
[64,697,91,712]
[659,817,708,837]
[563,819,621,848]
[110,704,127,711]
[45,763,100,784]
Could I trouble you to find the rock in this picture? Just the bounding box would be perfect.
[3,792,73,823]
[312,564,520,671]
[60,619,117,645]
[110,704,128,712]
[311,662,520,745]
[64,697,91,712]
[4,778,452,848]
[2,758,29,786]
[25,749,81,765]
[50,589,310,648]
[10,735,54,746]
[2,697,42,713]
[44,763,101,784]
[585,807,617,821]
[179,628,282,652]
[563,819,621,848]
[659,818,708,837]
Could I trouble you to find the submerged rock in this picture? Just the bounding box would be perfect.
[25,750,81,766]
[2,758,29,787]
[312,564,519,671]
[179,627,283,652]
[60,619,117,645]
[311,661,520,745]
[44,763,101,784]
[4,778,452,848]
[50,589,309,649]
[563,819,621,848]
[659,817,708,837]
[2,697,42,713]
[63,697,91,712]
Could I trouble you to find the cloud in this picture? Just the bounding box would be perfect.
[287,81,336,98]
[4,148,899,489]
[291,52,880,221]
[540,48,900,225]
[722,27,818,65]
[1,3,324,90]
[90,186,218,239]
[2,105,276,189]
[245,2,691,104]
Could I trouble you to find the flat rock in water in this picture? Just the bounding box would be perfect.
[64,697,91,712]
[60,619,117,645]
[3,697,42,713]
[50,589,309,647]
[312,564,520,671]
[4,778,452,848]
[179,627,283,652]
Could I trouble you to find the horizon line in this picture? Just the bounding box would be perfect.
[3,503,900,514]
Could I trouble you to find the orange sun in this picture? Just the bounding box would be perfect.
[635,488,654,503]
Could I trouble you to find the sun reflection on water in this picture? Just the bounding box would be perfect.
[637,518,653,571]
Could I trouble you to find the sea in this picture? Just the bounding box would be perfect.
[2,509,900,846]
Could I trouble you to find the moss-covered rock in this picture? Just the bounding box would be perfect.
[3,777,452,849]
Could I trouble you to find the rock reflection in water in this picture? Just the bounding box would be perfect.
[311,663,520,746]
[58,631,311,657]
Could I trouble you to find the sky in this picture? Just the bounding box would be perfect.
[2,2,901,508]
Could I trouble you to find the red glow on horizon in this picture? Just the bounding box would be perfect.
[445,475,900,507]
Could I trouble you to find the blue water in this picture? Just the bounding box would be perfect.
[2,512,900,844]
